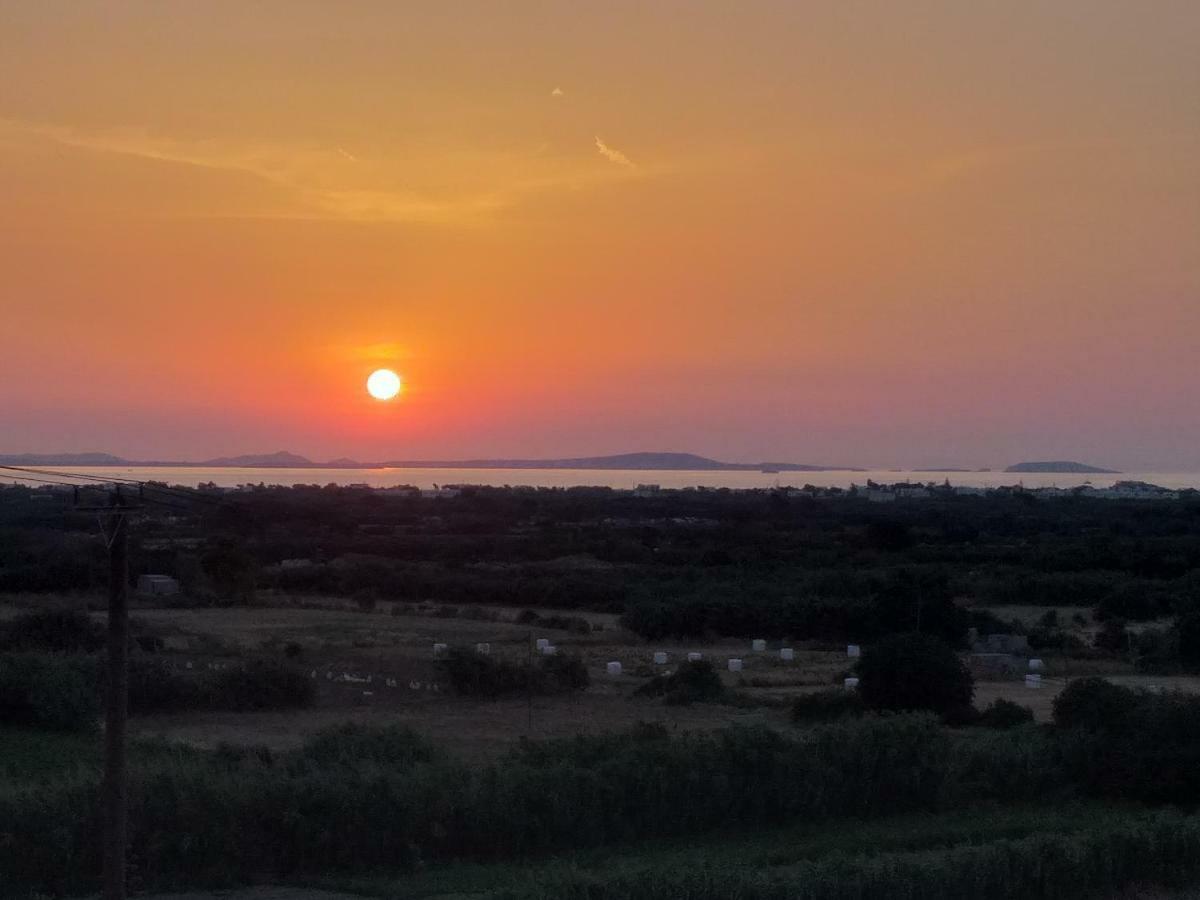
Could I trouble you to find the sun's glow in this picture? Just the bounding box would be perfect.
[366,368,402,400]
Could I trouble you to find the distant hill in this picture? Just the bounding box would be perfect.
[0,452,129,466]
[382,452,855,472]
[199,451,316,468]
[1006,460,1120,474]
[0,449,858,471]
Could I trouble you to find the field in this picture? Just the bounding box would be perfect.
[0,597,1135,752]
[5,485,1200,897]
[4,594,1196,757]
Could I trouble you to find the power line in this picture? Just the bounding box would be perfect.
[0,464,224,507]
[0,471,84,489]
[0,472,195,512]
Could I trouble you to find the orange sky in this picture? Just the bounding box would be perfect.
[2,1,1198,468]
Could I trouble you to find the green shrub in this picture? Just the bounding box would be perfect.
[0,609,104,653]
[205,660,315,711]
[0,653,98,731]
[440,648,529,697]
[791,688,864,723]
[539,652,591,692]
[1052,678,1136,730]
[1053,679,1200,804]
[855,633,974,718]
[439,648,590,698]
[1135,626,1179,673]
[1094,619,1130,653]
[634,660,723,705]
[977,698,1035,729]
[126,657,205,713]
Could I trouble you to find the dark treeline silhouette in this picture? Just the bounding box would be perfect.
[3,482,1199,645]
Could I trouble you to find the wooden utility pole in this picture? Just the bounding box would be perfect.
[102,490,129,900]
[77,485,140,900]
[527,630,534,733]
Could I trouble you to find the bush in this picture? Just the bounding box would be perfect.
[0,609,104,653]
[1053,680,1200,805]
[855,633,974,718]
[791,688,864,723]
[205,660,316,711]
[126,657,205,713]
[1094,619,1130,653]
[1175,611,1200,672]
[439,648,590,698]
[539,652,591,692]
[977,698,1035,729]
[634,660,724,705]
[1134,626,1178,673]
[439,648,530,697]
[1052,678,1137,731]
[0,653,98,731]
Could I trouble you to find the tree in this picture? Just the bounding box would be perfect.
[200,538,258,602]
[855,632,974,717]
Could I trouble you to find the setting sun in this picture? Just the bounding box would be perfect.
[366,369,402,401]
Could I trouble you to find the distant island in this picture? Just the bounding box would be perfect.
[0,450,861,472]
[0,451,1130,475]
[1005,461,1121,474]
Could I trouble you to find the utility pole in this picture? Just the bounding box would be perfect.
[527,630,534,733]
[77,485,140,900]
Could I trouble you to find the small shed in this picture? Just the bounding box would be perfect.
[137,574,179,596]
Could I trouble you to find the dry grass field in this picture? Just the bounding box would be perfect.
[6,594,1199,755]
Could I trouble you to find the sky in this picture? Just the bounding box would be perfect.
[1,1,1197,469]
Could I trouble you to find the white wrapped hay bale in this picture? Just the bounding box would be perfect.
[687,652,703,662]
[728,658,743,672]
[844,676,860,689]
[433,642,448,659]
[751,639,767,652]
[847,644,861,658]
[1025,673,1042,688]
[1028,658,1043,671]
[536,638,550,651]
[541,644,557,656]
[780,648,795,662]
[476,642,491,655]
[606,661,622,676]
[653,651,668,665]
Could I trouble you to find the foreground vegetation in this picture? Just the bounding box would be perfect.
[323,805,1196,899]
[8,678,1200,897]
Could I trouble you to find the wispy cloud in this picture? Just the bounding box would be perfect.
[0,117,653,224]
[595,136,634,167]
[551,87,564,98]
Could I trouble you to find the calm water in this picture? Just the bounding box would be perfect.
[16,466,1200,491]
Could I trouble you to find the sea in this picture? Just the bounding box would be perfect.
[14,467,1200,492]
